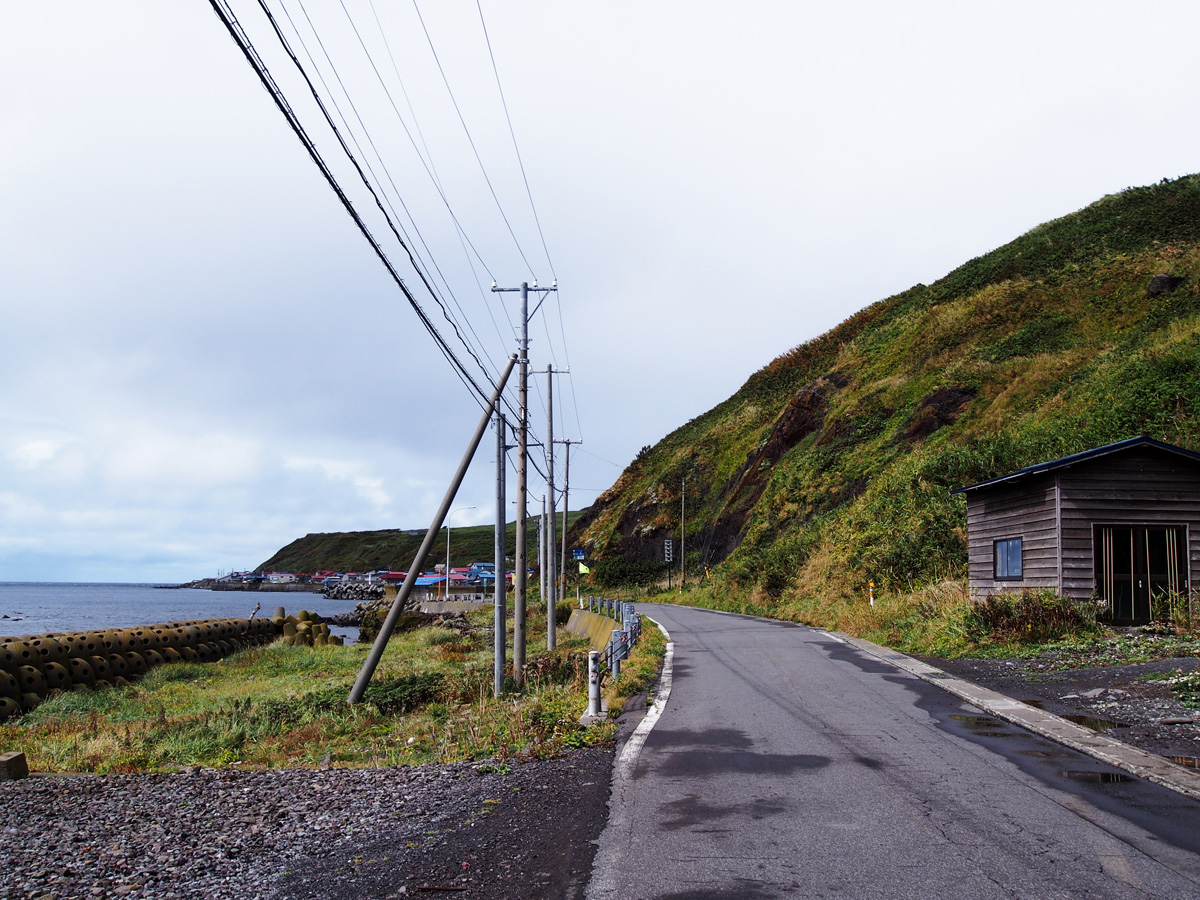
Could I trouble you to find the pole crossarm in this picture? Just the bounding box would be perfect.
[348,354,518,704]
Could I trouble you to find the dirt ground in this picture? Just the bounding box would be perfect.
[920,630,1200,764]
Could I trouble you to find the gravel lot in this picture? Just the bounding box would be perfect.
[2,748,612,900]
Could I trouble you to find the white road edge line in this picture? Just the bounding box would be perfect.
[586,615,674,900]
[614,616,674,781]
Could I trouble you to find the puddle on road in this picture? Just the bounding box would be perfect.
[949,715,1016,738]
[1020,699,1045,709]
[1168,756,1200,768]
[950,714,1002,728]
[1060,713,1127,732]
[1064,770,1132,784]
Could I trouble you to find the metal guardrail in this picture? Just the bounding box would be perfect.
[583,597,643,718]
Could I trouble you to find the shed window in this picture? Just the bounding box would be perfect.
[994,537,1023,580]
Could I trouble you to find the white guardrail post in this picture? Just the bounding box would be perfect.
[587,650,601,716]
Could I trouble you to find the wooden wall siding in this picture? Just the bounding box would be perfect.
[1056,448,1200,600]
[966,474,1059,597]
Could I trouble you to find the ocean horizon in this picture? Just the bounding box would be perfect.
[0,582,358,641]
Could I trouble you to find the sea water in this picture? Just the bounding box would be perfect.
[0,582,359,642]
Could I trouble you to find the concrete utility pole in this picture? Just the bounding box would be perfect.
[542,367,569,648]
[556,439,581,603]
[539,494,547,605]
[491,280,556,684]
[545,367,556,649]
[494,413,508,698]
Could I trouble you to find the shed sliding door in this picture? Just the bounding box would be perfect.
[1095,525,1187,623]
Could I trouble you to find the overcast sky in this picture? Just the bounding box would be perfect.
[3,1,1198,582]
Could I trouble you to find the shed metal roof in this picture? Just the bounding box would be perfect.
[951,435,1200,495]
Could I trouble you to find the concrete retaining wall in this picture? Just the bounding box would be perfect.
[566,609,623,652]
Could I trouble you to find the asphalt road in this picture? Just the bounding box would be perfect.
[587,604,1200,900]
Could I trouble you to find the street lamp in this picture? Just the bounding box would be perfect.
[445,506,476,600]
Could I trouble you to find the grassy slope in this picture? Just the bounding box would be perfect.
[260,512,588,574]
[578,176,1200,634]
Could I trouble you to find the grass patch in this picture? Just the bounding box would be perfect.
[1162,670,1200,707]
[1,608,620,773]
[604,620,668,714]
[640,579,1119,660]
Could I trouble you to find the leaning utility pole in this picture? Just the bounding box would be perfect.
[490,280,556,684]
[349,355,517,704]
[556,439,581,603]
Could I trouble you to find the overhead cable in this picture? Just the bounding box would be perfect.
[284,0,503,386]
[207,0,489,408]
[474,0,556,282]
[411,0,538,279]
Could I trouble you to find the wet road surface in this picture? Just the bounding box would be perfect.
[587,604,1200,900]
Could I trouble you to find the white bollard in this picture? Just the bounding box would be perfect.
[587,650,601,716]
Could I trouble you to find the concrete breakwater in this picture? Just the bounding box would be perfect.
[210,582,325,593]
[0,616,283,722]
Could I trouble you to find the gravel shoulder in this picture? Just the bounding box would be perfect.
[3,747,612,900]
[920,639,1200,763]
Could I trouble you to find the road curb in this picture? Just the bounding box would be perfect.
[833,631,1200,803]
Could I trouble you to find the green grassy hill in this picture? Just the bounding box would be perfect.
[574,176,1200,627]
[259,512,589,575]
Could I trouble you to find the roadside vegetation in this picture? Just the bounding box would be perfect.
[0,604,665,774]
[640,578,1200,666]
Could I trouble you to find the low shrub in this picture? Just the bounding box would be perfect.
[963,589,1101,645]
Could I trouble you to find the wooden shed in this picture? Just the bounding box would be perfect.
[953,436,1200,624]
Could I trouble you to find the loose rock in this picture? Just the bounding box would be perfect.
[1,749,611,900]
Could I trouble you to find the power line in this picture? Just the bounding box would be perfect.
[214,1,572,457]
[285,0,503,386]
[578,446,625,469]
[411,0,538,278]
[333,0,541,403]
[207,0,489,407]
[262,0,507,396]
[356,0,499,285]
[474,0,556,281]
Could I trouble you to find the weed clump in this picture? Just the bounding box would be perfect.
[963,590,1101,645]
